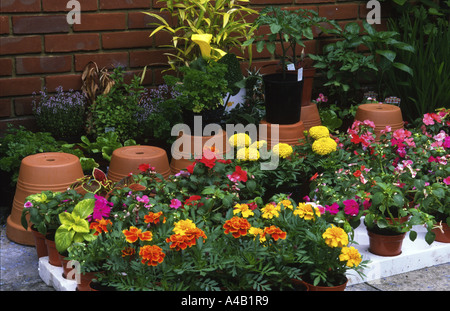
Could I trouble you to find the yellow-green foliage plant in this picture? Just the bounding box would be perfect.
[144,0,257,70]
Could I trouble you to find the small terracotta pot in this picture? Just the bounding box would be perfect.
[59,253,76,280]
[31,226,47,258]
[301,68,316,106]
[300,277,348,291]
[108,145,171,182]
[6,152,84,245]
[45,236,62,267]
[432,223,450,243]
[367,230,406,256]
[300,102,322,131]
[170,129,230,174]
[259,119,305,150]
[77,271,101,291]
[354,103,404,140]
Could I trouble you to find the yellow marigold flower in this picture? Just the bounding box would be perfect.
[312,137,337,156]
[272,143,293,158]
[249,227,266,243]
[339,246,362,267]
[229,133,251,148]
[293,203,321,220]
[309,126,330,140]
[233,203,254,218]
[173,219,197,236]
[236,147,260,161]
[277,199,293,210]
[261,203,280,219]
[250,140,267,150]
[322,225,349,248]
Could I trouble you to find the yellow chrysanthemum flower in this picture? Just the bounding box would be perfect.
[249,227,266,243]
[312,137,337,156]
[339,246,362,267]
[233,203,254,218]
[261,203,280,219]
[236,147,260,161]
[309,126,330,140]
[322,225,349,248]
[272,143,293,159]
[173,219,197,236]
[293,202,321,220]
[229,133,251,148]
[250,140,267,150]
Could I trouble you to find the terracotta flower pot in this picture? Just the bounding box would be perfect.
[108,145,171,182]
[301,67,316,106]
[6,152,84,246]
[45,235,62,267]
[367,230,406,256]
[31,226,47,258]
[59,253,76,280]
[77,271,101,291]
[432,223,450,243]
[170,129,230,174]
[259,119,305,150]
[354,103,404,140]
[300,277,348,291]
[300,102,322,131]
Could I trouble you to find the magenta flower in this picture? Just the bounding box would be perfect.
[170,198,182,209]
[423,113,435,125]
[24,201,33,208]
[444,137,450,149]
[92,194,112,221]
[444,177,450,185]
[325,202,340,215]
[343,199,359,216]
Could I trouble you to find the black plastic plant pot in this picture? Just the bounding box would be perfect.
[263,73,303,125]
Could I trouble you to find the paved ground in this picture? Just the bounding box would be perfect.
[0,223,449,291]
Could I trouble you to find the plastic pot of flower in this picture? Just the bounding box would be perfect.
[432,223,450,243]
[6,153,84,245]
[108,145,171,182]
[263,73,303,125]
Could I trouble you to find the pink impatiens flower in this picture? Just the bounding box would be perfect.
[170,198,182,209]
[325,202,340,215]
[343,199,359,216]
[444,177,450,185]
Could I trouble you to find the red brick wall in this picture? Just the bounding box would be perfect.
[0,0,387,133]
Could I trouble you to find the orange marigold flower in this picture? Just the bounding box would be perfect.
[121,247,136,257]
[223,216,251,238]
[144,211,165,225]
[263,225,287,241]
[122,226,153,243]
[139,245,165,266]
[90,218,112,236]
[165,227,207,251]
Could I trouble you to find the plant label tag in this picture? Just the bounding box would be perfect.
[105,127,115,133]
[287,63,295,71]
[298,68,303,81]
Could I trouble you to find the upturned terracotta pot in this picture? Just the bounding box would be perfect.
[170,129,230,174]
[45,235,62,267]
[354,103,404,140]
[432,223,450,243]
[259,119,305,150]
[6,152,84,246]
[300,277,348,291]
[31,226,47,258]
[108,145,171,182]
[367,230,406,256]
[300,102,322,131]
